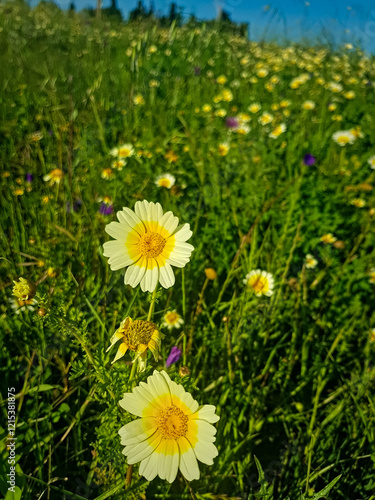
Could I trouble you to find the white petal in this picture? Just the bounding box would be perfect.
[119,393,146,417]
[139,450,159,481]
[169,380,199,414]
[174,223,193,242]
[134,200,150,221]
[167,255,191,268]
[140,264,159,293]
[117,208,143,231]
[157,439,179,482]
[178,438,200,481]
[107,252,135,270]
[191,440,218,466]
[124,259,146,288]
[171,242,194,256]
[136,382,166,410]
[159,264,175,288]
[193,405,220,423]
[196,420,217,442]
[118,417,156,446]
[147,371,172,401]
[105,221,129,240]
[160,211,179,234]
[125,433,162,464]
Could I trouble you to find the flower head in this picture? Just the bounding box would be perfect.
[9,297,36,314]
[43,168,63,185]
[303,153,316,166]
[165,150,179,163]
[332,130,356,146]
[225,116,239,129]
[369,269,375,284]
[162,310,184,330]
[106,317,163,370]
[258,112,273,125]
[351,198,365,208]
[110,144,134,159]
[155,174,176,189]
[99,202,114,215]
[12,277,36,301]
[166,346,182,367]
[118,370,219,483]
[103,200,194,292]
[305,254,318,269]
[205,268,217,280]
[368,156,375,169]
[269,123,286,139]
[218,143,230,156]
[243,269,274,297]
[320,233,337,244]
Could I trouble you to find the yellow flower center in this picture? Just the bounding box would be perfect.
[118,147,131,157]
[138,232,166,258]
[166,312,179,324]
[124,320,155,350]
[250,276,268,294]
[157,406,188,439]
[159,178,171,188]
[338,136,349,144]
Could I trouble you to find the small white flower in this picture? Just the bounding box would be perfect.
[155,173,176,189]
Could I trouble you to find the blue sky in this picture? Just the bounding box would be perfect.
[31,0,375,52]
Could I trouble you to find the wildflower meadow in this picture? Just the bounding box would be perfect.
[1,1,375,498]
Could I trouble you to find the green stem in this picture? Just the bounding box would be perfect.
[128,360,137,384]
[147,286,158,321]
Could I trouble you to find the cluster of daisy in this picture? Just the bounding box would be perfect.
[102,200,220,483]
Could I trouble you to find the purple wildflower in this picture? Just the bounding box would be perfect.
[66,200,82,213]
[303,153,316,166]
[99,202,114,215]
[166,346,182,368]
[25,173,33,183]
[226,116,239,129]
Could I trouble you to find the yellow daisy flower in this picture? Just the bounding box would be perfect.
[269,123,286,139]
[243,269,274,297]
[302,100,315,110]
[134,94,145,105]
[106,317,162,369]
[155,174,176,189]
[320,233,337,244]
[165,150,179,163]
[112,159,126,170]
[369,269,375,284]
[351,198,365,208]
[162,310,184,330]
[218,143,230,156]
[103,200,194,292]
[12,277,36,301]
[101,168,114,180]
[118,370,219,483]
[258,112,273,125]
[43,168,64,185]
[110,144,134,159]
[305,254,318,269]
[368,156,375,169]
[248,103,261,113]
[332,130,356,146]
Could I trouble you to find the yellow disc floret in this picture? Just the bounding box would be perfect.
[138,232,166,258]
[157,405,188,439]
